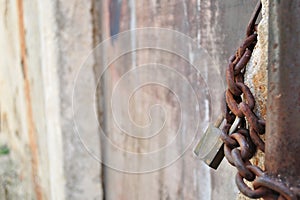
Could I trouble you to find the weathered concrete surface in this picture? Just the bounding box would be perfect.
[98,1,258,200]
[0,0,36,198]
[56,0,103,199]
[245,0,268,121]
[0,0,265,199]
[0,154,25,200]
[0,0,102,199]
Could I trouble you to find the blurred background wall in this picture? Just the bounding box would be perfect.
[0,0,260,199]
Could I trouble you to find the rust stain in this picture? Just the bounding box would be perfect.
[16,0,43,199]
[252,69,267,119]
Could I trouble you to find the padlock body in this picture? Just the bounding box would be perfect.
[194,124,224,169]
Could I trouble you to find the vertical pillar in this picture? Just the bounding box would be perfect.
[266,0,300,195]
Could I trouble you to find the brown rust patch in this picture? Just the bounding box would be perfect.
[252,68,267,119]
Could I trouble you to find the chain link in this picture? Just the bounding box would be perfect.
[222,1,297,199]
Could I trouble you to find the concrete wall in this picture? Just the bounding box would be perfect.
[0,0,266,200]
[0,0,100,199]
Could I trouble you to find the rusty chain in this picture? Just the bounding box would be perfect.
[221,1,297,200]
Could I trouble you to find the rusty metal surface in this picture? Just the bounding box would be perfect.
[266,0,300,197]
[221,1,299,199]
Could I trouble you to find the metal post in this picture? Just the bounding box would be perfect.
[266,0,300,197]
